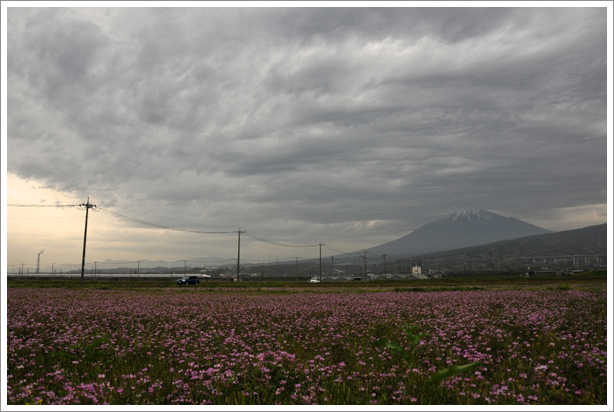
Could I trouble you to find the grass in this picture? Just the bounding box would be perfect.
[393,286,485,293]
[6,279,608,405]
[7,271,608,291]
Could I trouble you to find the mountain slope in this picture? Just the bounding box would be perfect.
[412,223,607,261]
[366,210,553,257]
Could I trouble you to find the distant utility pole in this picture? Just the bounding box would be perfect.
[296,257,299,278]
[319,243,324,282]
[331,256,334,275]
[363,252,367,280]
[383,254,387,279]
[80,197,96,286]
[236,229,245,283]
[94,261,97,280]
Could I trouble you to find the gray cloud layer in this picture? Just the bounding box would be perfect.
[7,7,608,257]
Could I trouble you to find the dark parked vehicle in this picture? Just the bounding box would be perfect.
[177,276,200,285]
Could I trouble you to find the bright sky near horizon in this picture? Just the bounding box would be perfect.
[3,2,612,271]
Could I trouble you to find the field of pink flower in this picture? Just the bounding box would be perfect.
[6,287,607,405]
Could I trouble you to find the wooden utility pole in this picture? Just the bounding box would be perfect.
[236,229,245,283]
[319,243,324,282]
[363,251,367,280]
[80,197,95,286]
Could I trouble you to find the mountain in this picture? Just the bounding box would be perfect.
[365,210,553,258]
[412,223,607,261]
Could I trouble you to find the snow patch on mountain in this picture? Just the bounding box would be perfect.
[436,210,497,223]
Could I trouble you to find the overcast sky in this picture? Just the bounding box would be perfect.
[3,4,611,270]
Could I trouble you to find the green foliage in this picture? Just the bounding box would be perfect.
[48,334,112,364]
[572,270,607,278]
[402,325,431,355]
[374,324,479,386]
[426,363,481,385]
[373,340,411,364]
[591,353,606,362]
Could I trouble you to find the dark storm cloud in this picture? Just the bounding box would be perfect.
[7,6,607,251]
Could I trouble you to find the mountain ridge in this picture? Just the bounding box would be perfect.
[412,223,607,261]
[364,209,553,257]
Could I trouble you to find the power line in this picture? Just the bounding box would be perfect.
[88,216,229,242]
[97,209,235,234]
[8,204,80,208]
[8,216,82,219]
[243,231,319,248]
[324,245,351,255]
[96,201,232,230]
[10,203,345,249]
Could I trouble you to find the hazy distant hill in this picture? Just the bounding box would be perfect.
[365,210,553,258]
[94,257,227,270]
[412,223,607,261]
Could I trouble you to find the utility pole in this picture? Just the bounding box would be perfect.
[319,243,324,282]
[383,254,387,279]
[138,261,140,277]
[51,263,54,277]
[94,261,97,280]
[236,229,245,283]
[331,256,334,275]
[80,197,95,286]
[296,257,299,278]
[363,251,367,280]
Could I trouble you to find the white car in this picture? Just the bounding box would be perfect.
[310,277,320,283]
